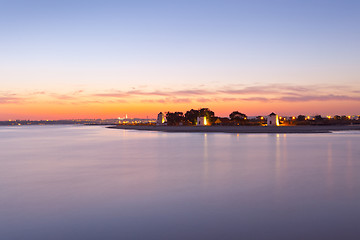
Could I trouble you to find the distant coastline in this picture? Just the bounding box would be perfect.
[108,125,360,134]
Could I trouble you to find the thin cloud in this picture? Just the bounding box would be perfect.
[220,84,315,95]
[89,84,360,104]
[196,98,214,103]
[51,94,77,100]
[241,97,271,102]
[171,98,191,103]
[1,83,359,106]
[277,95,360,102]
[93,93,129,98]
[141,98,191,104]
[0,97,22,104]
[221,97,239,102]
[172,89,213,95]
[31,91,47,95]
[220,87,278,95]
[93,89,213,98]
[0,92,24,104]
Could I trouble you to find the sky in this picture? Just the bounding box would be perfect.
[1,0,359,120]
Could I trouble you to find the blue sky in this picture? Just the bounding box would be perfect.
[0,0,359,118]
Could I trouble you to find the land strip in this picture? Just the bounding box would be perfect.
[108,125,360,134]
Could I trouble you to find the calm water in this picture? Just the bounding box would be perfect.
[0,125,360,240]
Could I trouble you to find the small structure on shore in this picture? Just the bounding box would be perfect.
[267,112,279,126]
[156,112,166,125]
[197,116,207,126]
[214,118,222,125]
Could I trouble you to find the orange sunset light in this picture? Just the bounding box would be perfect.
[1,94,359,120]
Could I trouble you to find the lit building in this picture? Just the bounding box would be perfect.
[156,112,166,125]
[267,112,279,126]
[197,116,207,126]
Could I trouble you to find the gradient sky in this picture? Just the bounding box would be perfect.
[1,0,359,120]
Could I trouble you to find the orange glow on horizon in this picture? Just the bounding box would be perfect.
[0,98,359,120]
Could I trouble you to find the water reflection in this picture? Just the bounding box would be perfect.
[327,142,334,195]
[346,140,354,194]
[275,134,288,191]
[202,133,209,185]
[0,126,360,240]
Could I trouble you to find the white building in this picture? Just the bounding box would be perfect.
[156,112,166,125]
[267,112,279,126]
[197,116,207,126]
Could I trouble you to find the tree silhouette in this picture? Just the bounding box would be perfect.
[184,108,215,125]
[166,112,184,126]
[315,115,323,121]
[199,108,214,119]
[185,109,200,125]
[229,111,247,120]
[297,115,306,121]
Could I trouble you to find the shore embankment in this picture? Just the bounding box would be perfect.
[108,125,360,134]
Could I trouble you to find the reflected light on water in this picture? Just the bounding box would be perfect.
[327,142,334,195]
[346,140,354,194]
[275,134,288,191]
[202,133,209,185]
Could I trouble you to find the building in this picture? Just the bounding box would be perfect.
[214,118,222,125]
[213,117,231,126]
[197,116,207,126]
[156,112,166,125]
[267,112,279,126]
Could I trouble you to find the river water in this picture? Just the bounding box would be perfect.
[0,125,359,239]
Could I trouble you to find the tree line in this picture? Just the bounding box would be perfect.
[164,108,360,126]
[165,108,251,126]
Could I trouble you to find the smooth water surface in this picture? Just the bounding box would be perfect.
[0,126,360,240]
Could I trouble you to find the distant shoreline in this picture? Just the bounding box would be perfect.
[108,125,360,134]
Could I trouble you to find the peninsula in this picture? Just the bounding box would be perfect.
[109,125,360,134]
[110,108,360,133]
